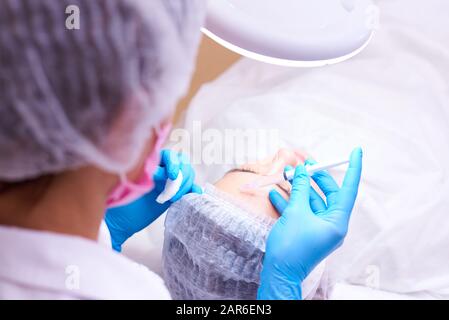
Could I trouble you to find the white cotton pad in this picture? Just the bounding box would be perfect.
[156,171,184,204]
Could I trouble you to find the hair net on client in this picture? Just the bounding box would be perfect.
[0,0,205,181]
[163,185,329,300]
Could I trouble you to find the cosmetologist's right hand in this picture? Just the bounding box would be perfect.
[257,148,363,300]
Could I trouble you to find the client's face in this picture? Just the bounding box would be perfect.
[214,149,307,219]
[162,148,325,300]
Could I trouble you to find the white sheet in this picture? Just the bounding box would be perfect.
[166,0,449,299]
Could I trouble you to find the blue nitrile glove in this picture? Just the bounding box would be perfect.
[257,147,363,300]
[105,150,202,252]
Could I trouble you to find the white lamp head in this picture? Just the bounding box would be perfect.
[203,0,378,67]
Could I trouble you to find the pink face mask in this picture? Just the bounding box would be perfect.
[107,122,172,208]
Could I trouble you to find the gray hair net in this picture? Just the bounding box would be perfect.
[163,184,328,300]
[0,0,205,181]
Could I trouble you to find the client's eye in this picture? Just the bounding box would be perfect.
[226,167,291,196]
[226,168,260,175]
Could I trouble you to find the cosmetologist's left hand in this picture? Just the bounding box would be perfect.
[105,150,201,252]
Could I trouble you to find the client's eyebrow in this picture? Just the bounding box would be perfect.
[226,168,290,195]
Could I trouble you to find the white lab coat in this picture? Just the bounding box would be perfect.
[0,223,171,299]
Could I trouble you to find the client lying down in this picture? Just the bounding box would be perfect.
[162,149,329,300]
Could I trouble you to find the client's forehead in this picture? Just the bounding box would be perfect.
[215,170,288,220]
